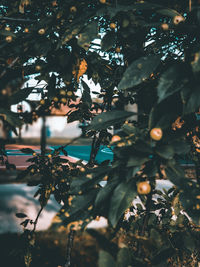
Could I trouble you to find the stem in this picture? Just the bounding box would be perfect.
[0,57,19,79]
[64,230,75,267]
[0,16,35,22]
[189,0,192,12]
[88,134,97,165]
[40,116,46,156]
[32,206,43,232]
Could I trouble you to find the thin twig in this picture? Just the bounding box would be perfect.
[32,206,43,232]
[189,0,192,12]
[0,16,36,23]
[64,230,75,267]
[0,56,19,79]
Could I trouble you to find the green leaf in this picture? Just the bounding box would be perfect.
[8,87,33,105]
[20,148,35,154]
[165,163,185,187]
[16,213,27,218]
[156,145,174,159]
[95,179,119,207]
[0,108,22,127]
[77,21,98,50]
[184,87,200,114]
[117,248,131,267]
[47,74,56,98]
[98,250,116,267]
[157,63,188,103]
[81,80,92,108]
[127,154,148,167]
[87,110,134,131]
[101,31,116,51]
[171,140,190,155]
[118,55,160,90]
[109,180,137,227]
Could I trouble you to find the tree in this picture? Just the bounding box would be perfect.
[1,0,200,266]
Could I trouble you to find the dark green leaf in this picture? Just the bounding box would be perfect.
[101,31,116,51]
[157,63,188,103]
[20,148,35,154]
[16,213,27,218]
[8,87,33,105]
[0,108,22,127]
[81,80,92,108]
[156,145,174,159]
[87,110,134,131]
[109,180,137,227]
[98,250,116,267]
[117,248,131,267]
[118,55,160,90]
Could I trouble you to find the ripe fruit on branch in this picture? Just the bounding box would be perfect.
[161,23,169,30]
[5,26,11,31]
[150,128,163,141]
[100,0,106,3]
[173,15,185,25]
[110,23,116,29]
[70,6,77,12]
[6,36,12,43]
[111,135,121,143]
[24,28,29,33]
[115,47,121,53]
[35,65,41,71]
[38,28,45,35]
[137,181,151,195]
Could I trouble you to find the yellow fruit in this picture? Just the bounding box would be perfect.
[196,148,200,153]
[52,1,57,6]
[100,0,106,3]
[24,28,29,33]
[80,167,85,172]
[48,154,52,158]
[110,23,116,29]
[1,89,7,95]
[32,152,36,156]
[161,23,169,30]
[173,15,185,25]
[5,26,11,31]
[67,91,73,97]
[137,182,151,195]
[61,97,67,103]
[111,135,121,143]
[35,65,41,71]
[40,99,45,105]
[5,36,12,43]
[30,168,35,173]
[53,97,58,102]
[150,128,163,141]
[70,6,77,12]
[38,28,45,35]
[60,89,66,95]
[115,47,121,53]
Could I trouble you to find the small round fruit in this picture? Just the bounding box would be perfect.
[24,28,29,33]
[48,154,52,158]
[150,128,163,141]
[137,182,151,195]
[6,36,12,43]
[40,99,45,105]
[35,65,41,71]
[100,0,106,3]
[67,91,73,97]
[60,89,66,95]
[52,1,57,6]
[110,23,116,29]
[115,47,121,53]
[111,135,121,143]
[161,23,169,30]
[61,97,67,103]
[173,15,185,25]
[53,97,58,102]
[70,6,77,12]
[5,26,11,31]
[32,152,36,156]
[38,28,45,35]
